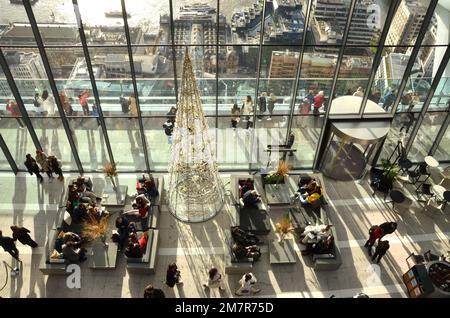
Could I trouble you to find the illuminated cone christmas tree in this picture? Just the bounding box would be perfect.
[167,50,224,222]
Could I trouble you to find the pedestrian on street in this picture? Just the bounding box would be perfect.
[143,284,166,298]
[372,240,390,264]
[24,153,43,183]
[48,155,64,181]
[379,222,397,239]
[6,100,24,129]
[10,225,38,248]
[364,225,383,256]
[35,149,53,179]
[203,268,225,290]
[235,272,260,296]
[166,263,182,288]
[0,230,20,261]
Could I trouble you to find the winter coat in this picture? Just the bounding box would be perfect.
[129,96,138,116]
[36,152,50,172]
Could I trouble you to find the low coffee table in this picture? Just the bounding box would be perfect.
[269,238,297,264]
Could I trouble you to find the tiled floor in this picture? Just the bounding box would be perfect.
[0,170,449,298]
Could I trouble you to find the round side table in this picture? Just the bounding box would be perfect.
[424,156,439,168]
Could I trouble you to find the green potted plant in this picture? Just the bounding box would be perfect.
[103,162,118,188]
[275,213,295,242]
[381,159,400,184]
[264,160,291,186]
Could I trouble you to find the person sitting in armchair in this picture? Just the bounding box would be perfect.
[124,232,143,258]
[300,224,331,245]
[231,226,260,246]
[239,178,254,197]
[303,234,334,256]
[242,190,261,208]
[132,194,150,210]
[232,243,261,262]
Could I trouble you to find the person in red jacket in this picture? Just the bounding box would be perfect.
[364,225,383,255]
[6,100,24,128]
[313,91,325,117]
[78,90,90,115]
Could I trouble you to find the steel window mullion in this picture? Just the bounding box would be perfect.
[121,0,151,173]
[284,0,314,146]
[249,0,267,173]
[72,0,115,169]
[169,0,179,104]
[312,0,357,170]
[23,0,84,174]
[390,0,439,114]
[405,44,450,155]
[359,0,401,117]
[0,134,18,174]
[215,0,219,129]
[0,48,41,151]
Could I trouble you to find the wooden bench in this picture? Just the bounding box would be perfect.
[126,229,159,274]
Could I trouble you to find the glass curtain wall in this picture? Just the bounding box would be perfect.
[0,0,448,174]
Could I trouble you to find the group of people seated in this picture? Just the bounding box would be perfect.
[65,176,107,224]
[136,175,159,201]
[51,231,87,263]
[239,179,262,208]
[230,226,261,262]
[293,176,323,206]
[119,175,160,230]
[299,224,334,256]
[114,216,149,257]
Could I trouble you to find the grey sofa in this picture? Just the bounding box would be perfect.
[223,229,253,275]
[230,174,271,235]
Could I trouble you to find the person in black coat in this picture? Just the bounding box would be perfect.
[115,216,130,251]
[144,284,166,298]
[379,222,397,238]
[24,153,43,183]
[372,240,390,264]
[286,132,295,156]
[10,225,38,248]
[0,230,20,261]
[166,263,182,288]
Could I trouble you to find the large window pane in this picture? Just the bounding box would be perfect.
[124,0,171,45]
[132,45,176,116]
[86,47,134,116]
[104,118,145,171]
[173,0,217,45]
[409,112,446,162]
[434,120,450,162]
[220,0,262,45]
[34,0,80,46]
[291,114,324,169]
[218,45,258,115]
[258,46,300,116]
[78,0,127,45]
[30,118,78,171]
